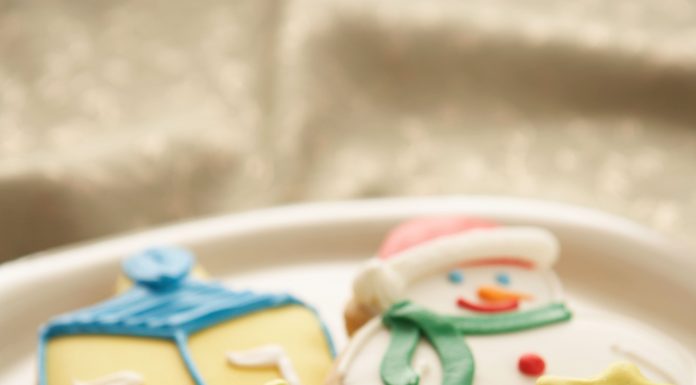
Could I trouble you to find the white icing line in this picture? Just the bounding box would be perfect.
[611,343,678,385]
[390,227,559,282]
[337,317,383,377]
[227,344,301,385]
[72,371,143,385]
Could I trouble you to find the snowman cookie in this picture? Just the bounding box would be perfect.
[38,247,334,385]
[333,217,695,385]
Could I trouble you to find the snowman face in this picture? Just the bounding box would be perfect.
[403,261,561,316]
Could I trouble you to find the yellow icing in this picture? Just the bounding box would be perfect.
[46,305,333,385]
[265,380,289,385]
[537,362,672,385]
[49,262,332,385]
[46,335,194,385]
[189,305,332,385]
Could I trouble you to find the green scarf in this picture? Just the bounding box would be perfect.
[380,300,572,385]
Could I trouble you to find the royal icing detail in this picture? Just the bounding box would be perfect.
[227,344,302,385]
[537,362,668,385]
[477,285,533,302]
[447,270,463,284]
[610,344,677,385]
[73,371,144,385]
[518,353,546,376]
[379,217,499,259]
[456,297,520,313]
[353,227,559,312]
[346,221,570,385]
[122,248,194,290]
[380,300,571,385]
[38,247,335,385]
[495,273,511,286]
[340,217,694,385]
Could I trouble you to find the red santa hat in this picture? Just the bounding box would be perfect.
[378,216,500,260]
[354,216,559,312]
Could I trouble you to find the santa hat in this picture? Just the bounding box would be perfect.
[353,217,560,312]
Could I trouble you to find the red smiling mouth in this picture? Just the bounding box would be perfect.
[456,297,519,313]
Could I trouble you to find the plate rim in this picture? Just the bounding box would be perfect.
[1,195,694,299]
[1,195,695,384]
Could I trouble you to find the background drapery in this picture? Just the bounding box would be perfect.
[1,0,695,261]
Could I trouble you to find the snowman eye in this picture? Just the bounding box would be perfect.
[448,270,464,284]
[495,272,511,286]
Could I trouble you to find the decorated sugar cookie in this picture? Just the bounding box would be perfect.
[538,362,671,385]
[38,247,334,385]
[333,217,695,385]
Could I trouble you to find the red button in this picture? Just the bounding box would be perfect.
[518,353,545,376]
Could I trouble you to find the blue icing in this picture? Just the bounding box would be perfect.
[123,247,193,290]
[495,272,511,286]
[448,270,464,284]
[38,247,335,385]
[42,283,296,338]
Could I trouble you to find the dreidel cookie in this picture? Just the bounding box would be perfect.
[39,247,334,385]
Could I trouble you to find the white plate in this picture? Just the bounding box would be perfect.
[1,196,695,384]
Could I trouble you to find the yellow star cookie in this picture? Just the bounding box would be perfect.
[265,380,289,385]
[537,362,671,385]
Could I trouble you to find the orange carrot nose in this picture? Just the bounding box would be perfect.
[478,285,533,302]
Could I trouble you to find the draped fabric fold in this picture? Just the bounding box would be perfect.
[2,0,696,262]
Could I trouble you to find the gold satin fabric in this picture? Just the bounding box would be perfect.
[1,0,695,261]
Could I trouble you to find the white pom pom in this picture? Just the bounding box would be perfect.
[353,259,405,312]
